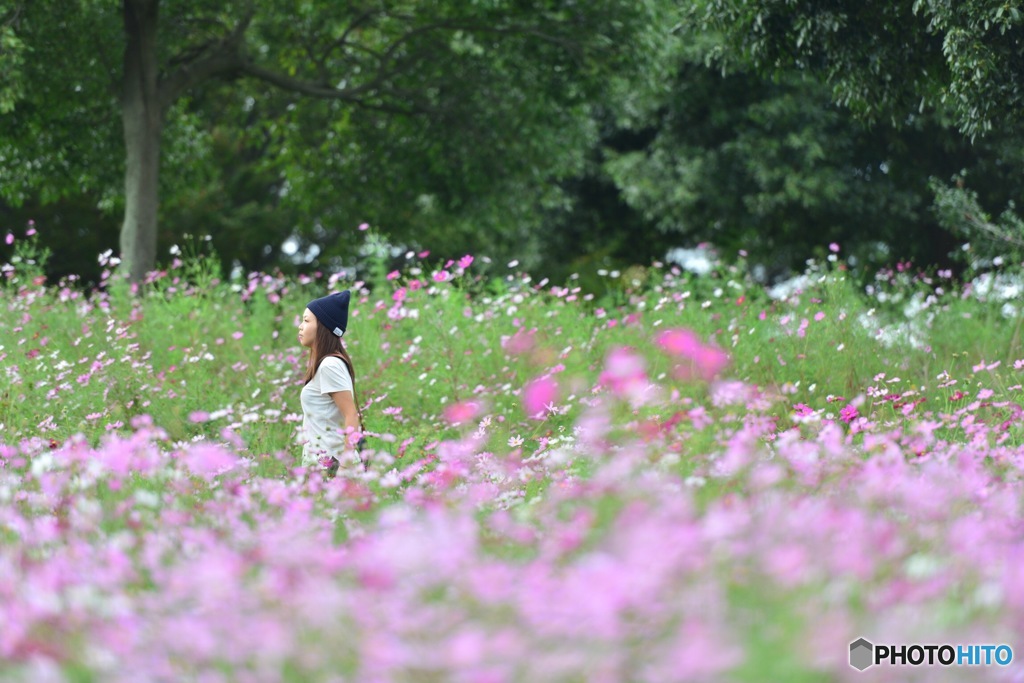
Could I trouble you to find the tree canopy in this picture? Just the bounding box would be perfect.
[693,0,1024,139]
[3,1,1024,284]
[1,0,671,280]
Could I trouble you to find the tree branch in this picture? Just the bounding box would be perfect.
[1,3,23,27]
[238,61,427,112]
[159,7,254,110]
[375,15,585,59]
[351,98,426,116]
[329,8,381,55]
[237,61,373,100]
[301,41,331,84]
[159,9,577,116]
[962,212,1024,249]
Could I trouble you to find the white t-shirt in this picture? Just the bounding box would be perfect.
[299,356,354,466]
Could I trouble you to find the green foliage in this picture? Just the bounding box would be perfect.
[692,0,1024,139]
[0,2,123,206]
[7,0,1024,284]
[931,174,1024,268]
[0,14,26,113]
[600,57,924,273]
[263,0,679,271]
[549,31,1024,277]
[0,230,50,287]
[1,0,675,279]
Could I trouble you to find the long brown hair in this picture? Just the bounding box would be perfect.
[304,323,363,428]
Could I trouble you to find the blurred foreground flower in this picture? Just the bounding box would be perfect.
[179,443,239,480]
[656,329,729,382]
[444,400,483,426]
[523,376,559,419]
[599,347,650,403]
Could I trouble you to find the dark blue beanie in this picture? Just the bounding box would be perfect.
[307,290,351,337]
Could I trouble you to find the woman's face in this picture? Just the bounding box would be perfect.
[298,308,318,348]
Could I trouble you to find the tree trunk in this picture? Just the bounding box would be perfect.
[120,0,162,284]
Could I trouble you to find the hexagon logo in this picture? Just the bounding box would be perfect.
[850,638,874,671]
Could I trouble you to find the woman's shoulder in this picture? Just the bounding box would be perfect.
[318,355,350,374]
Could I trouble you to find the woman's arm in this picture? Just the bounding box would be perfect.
[329,390,361,445]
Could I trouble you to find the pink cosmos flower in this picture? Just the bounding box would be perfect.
[658,619,743,679]
[839,404,859,423]
[180,444,237,480]
[4,233,12,245]
[387,270,401,281]
[655,328,729,381]
[457,255,474,269]
[656,329,701,355]
[444,401,482,425]
[829,242,840,253]
[432,271,450,283]
[598,347,648,400]
[358,222,370,231]
[502,329,536,356]
[523,376,559,418]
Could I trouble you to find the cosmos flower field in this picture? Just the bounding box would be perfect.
[3,236,1024,682]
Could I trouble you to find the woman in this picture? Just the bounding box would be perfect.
[298,290,364,475]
